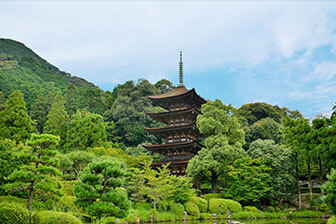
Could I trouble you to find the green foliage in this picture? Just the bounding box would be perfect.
[0,202,29,224]
[231,211,287,219]
[322,169,336,215]
[3,134,62,210]
[0,90,34,142]
[99,216,119,224]
[183,201,200,218]
[66,151,95,180]
[224,157,271,205]
[200,213,213,220]
[243,206,259,212]
[64,110,107,152]
[204,193,221,201]
[136,203,151,210]
[33,211,82,224]
[44,93,69,141]
[248,139,295,204]
[106,79,161,146]
[74,159,131,218]
[188,100,245,193]
[236,102,283,125]
[30,90,53,133]
[189,196,208,213]
[64,84,77,116]
[328,216,336,224]
[154,79,175,94]
[288,210,323,218]
[126,167,145,209]
[61,181,76,196]
[208,198,242,214]
[169,203,185,217]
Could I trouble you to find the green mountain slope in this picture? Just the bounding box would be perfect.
[0,38,105,112]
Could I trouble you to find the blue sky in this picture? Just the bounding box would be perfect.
[1,1,336,118]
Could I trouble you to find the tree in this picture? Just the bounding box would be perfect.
[44,93,69,141]
[322,169,336,215]
[30,90,53,133]
[74,159,131,219]
[283,116,311,208]
[0,90,34,142]
[66,150,95,180]
[154,79,175,94]
[245,117,283,148]
[126,167,145,209]
[3,134,62,223]
[64,110,107,152]
[187,100,245,193]
[248,139,295,205]
[0,91,5,111]
[64,84,77,116]
[224,157,271,205]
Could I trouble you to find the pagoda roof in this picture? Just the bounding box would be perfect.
[147,107,201,117]
[148,86,207,108]
[144,122,198,135]
[142,140,203,152]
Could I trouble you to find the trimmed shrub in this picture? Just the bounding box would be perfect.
[204,193,221,201]
[169,203,185,217]
[289,210,323,218]
[100,217,118,224]
[209,198,242,214]
[328,216,336,224]
[200,213,213,220]
[243,206,259,212]
[0,195,26,204]
[33,211,82,224]
[184,201,200,218]
[189,196,208,212]
[231,211,287,219]
[0,202,29,224]
[136,202,151,210]
[264,206,275,212]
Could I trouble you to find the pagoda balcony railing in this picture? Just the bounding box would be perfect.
[167,138,193,143]
[168,121,193,127]
[161,154,194,162]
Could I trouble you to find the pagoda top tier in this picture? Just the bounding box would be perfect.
[148,86,207,111]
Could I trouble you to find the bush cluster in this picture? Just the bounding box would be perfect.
[33,211,83,224]
[209,198,242,214]
[243,206,259,212]
[0,202,29,224]
[184,201,200,218]
[189,196,208,213]
[204,193,221,201]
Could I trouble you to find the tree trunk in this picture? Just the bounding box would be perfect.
[296,152,302,209]
[27,181,35,224]
[307,162,313,199]
[211,174,218,193]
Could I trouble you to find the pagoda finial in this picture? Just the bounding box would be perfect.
[178,51,184,87]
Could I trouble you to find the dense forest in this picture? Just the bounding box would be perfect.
[0,39,335,224]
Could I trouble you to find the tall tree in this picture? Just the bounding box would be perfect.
[64,84,77,116]
[74,159,131,219]
[187,100,245,193]
[44,93,69,141]
[3,134,62,223]
[322,169,336,215]
[248,139,295,205]
[283,116,311,207]
[0,91,5,111]
[30,90,53,133]
[64,110,107,152]
[0,90,34,142]
[154,79,175,94]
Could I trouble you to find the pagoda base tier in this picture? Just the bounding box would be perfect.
[151,160,189,176]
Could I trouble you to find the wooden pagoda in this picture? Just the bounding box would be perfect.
[143,52,206,175]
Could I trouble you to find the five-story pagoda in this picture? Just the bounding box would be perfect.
[143,52,206,175]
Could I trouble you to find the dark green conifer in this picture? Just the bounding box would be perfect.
[0,90,34,142]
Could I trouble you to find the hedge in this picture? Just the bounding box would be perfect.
[208,198,242,214]
[243,206,259,212]
[288,210,323,218]
[33,211,83,224]
[204,193,221,201]
[184,201,200,218]
[169,203,185,217]
[189,196,208,213]
[200,213,213,220]
[0,202,29,224]
[328,216,336,224]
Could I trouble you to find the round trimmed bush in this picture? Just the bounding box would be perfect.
[328,216,336,224]
[184,201,200,218]
[100,217,118,224]
[204,193,221,201]
[189,196,208,213]
[33,211,82,224]
[209,198,242,214]
[169,203,184,217]
[243,206,259,212]
[0,202,29,224]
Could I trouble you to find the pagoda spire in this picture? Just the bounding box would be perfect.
[178,51,184,87]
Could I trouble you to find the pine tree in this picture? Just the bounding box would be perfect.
[0,90,34,142]
[30,90,53,133]
[64,84,77,117]
[44,93,69,141]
